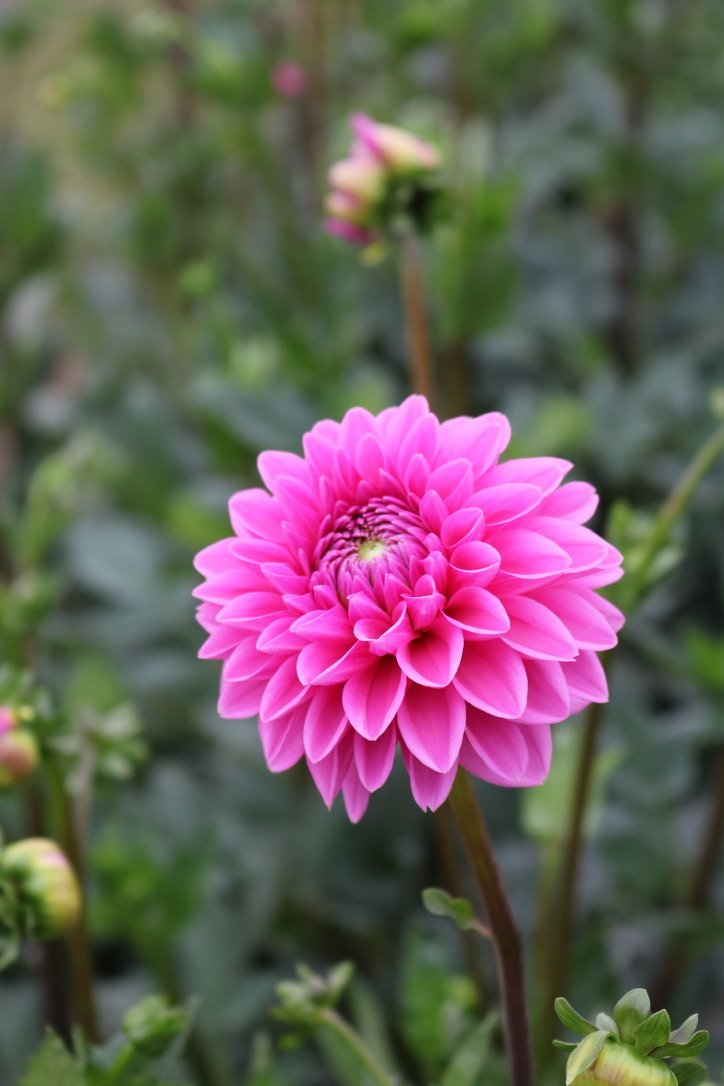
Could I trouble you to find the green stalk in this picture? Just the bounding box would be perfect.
[317,1007,399,1086]
[447,770,534,1086]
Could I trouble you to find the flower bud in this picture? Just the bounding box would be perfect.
[569,1040,677,1085]
[0,706,17,736]
[1,838,81,938]
[0,729,39,789]
[122,994,192,1056]
[325,113,441,245]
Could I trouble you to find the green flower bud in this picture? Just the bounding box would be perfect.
[122,995,192,1056]
[1,838,81,938]
[0,728,39,789]
[569,1039,677,1085]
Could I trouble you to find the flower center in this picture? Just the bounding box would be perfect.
[357,538,387,562]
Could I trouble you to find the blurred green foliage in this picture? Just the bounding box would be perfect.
[1,0,724,1084]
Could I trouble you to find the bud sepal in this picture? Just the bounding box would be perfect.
[554,989,710,1086]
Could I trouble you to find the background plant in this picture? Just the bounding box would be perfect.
[1,1,724,1084]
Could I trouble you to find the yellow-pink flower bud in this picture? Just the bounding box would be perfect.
[0,729,39,789]
[568,1041,677,1085]
[2,838,81,939]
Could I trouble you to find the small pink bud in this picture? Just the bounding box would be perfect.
[2,838,81,939]
[0,729,39,789]
[271,60,307,99]
[351,113,440,171]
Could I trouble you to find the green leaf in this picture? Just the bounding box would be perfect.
[440,1015,499,1086]
[565,1031,610,1085]
[671,1060,708,1086]
[595,1013,619,1036]
[668,1015,699,1046]
[634,1009,672,1054]
[613,989,651,1044]
[20,1032,84,1086]
[554,997,597,1037]
[652,1032,710,1059]
[422,887,476,931]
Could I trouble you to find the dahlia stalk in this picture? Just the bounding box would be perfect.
[194,396,624,1086]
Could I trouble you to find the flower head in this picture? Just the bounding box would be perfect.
[1,837,81,938]
[194,397,624,821]
[0,728,39,789]
[325,114,441,245]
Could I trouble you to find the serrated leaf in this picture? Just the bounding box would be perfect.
[20,1032,84,1086]
[635,1009,672,1054]
[671,1060,708,1086]
[595,1013,619,1036]
[554,997,597,1037]
[652,1032,710,1059]
[613,989,651,1043]
[422,887,476,931]
[566,1031,610,1084]
[669,1015,698,1045]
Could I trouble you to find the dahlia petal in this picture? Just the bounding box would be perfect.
[218,677,266,719]
[343,657,406,740]
[404,755,457,811]
[307,734,353,808]
[354,432,385,482]
[444,586,510,636]
[419,489,448,533]
[296,640,369,685]
[193,569,259,603]
[460,726,551,787]
[353,726,397,791]
[256,618,306,654]
[396,682,466,772]
[436,413,511,476]
[378,395,430,454]
[501,595,579,660]
[398,410,439,471]
[353,605,413,655]
[404,452,431,497]
[217,591,285,629]
[493,529,571,578]
[302,686,349,763]
[465,709,530,781]
[260,657,309,720]
[534,586,619,650]
[229,538,290,565]
[484,456,572,495]
[404,575,445,629]
[440,508,485,548]
[290,606,353,641]
[198,622,241,660]
[454,641,528,719]
[518,660,571,724]
[396,619,464,689]
[426,459,474,507]
[525,517,610,573]
[538,481,599,523]
[342,768,370,823]
[257,449,311,492]
[229,489,284,541]
[561,651,609,708]
[194,538,238,576]
[259,562,309,594]
[449,541,501,583]
[473,483,543,526]
[224,640,275,681]
[259,708,305,771]
[340,405,376,448]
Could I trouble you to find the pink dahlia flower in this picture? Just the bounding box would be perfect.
[194,397,624,822]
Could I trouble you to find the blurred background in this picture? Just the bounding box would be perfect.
[1,1,724,1083]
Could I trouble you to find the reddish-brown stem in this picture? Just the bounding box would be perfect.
[448,770,534,1086]
[399,235,436,407]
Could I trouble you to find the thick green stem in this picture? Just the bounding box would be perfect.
[398,235,436,407]
[447,770,534,1086]
[317,1007,399,1086]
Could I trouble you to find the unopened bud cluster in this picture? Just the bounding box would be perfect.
[325,113,441,246]
[0,705,39,790]
[555,988,709,1086]
[1,837,81,939]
